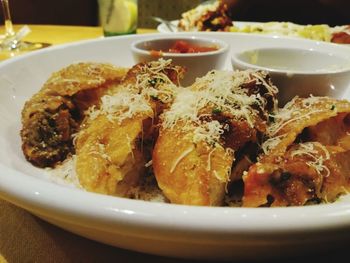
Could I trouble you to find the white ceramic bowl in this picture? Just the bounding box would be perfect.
[232,47,350,105]
[2,33,350,261]
[131,36,229,86]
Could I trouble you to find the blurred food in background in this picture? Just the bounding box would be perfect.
[0,0,349,41]
[175,0,350,44]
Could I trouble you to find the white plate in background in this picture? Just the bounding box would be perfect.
[1,33,350,260]
[157,20,257,33]
[157,20,350,47]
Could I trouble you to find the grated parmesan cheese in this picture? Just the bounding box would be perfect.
[262,96,341,154]
[48,155,82,188]
[261,134,287,155]
[193,120,224,147]
[88,143,112,162]
[170,146,194,173]
[268,96,331,137]
[206,148,216,172]
[290,142,331,177]
[162,70,277,147]
[84,59,180,124]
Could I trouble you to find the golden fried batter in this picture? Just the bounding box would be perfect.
[22,60,350,208]
[153,70,278,206]
[243,97,350,207]
[75,114,150,196]
[243,144,350,207]
[74,59,184,196]
[262,96,350,157]
[153,124,233,206]
[21,63,127,167]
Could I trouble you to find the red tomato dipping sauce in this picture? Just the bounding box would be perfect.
[150,50,163,57]
[168,40,218,53]
[331,31,350,44]
[150,40,219,57]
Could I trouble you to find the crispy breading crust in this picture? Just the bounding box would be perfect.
[21,62,127,167]
[153,70,278,206]
[243,97,350,207]
[153,124,234,206]
[75,114,149,196]
[263,97,350,157]
[73,60,185,197]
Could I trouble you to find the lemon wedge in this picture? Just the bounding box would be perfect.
[103,0,137,34]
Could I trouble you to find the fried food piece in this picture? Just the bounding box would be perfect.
[331,25,350,44]
[243,96,350,207]
[178,0,233,32]
[153,70,278,206]
[153,123,233,206]
[307,112,350,149]
[261,96,350,156]
[21,63,127,167]
[75,114,149,196]
[243,144,350,207]
[75,59,184,196]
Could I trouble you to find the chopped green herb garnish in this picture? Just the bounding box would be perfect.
[148,79,157,86]
[148,78,165,87]
[212,108,222,114]
[331,105,336,110]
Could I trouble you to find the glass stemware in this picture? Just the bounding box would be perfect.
[0,0,50,57]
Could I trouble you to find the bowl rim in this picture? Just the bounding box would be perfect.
[130,35,229,57]
[231,46,350,75]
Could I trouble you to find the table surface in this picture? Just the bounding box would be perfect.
[0,24,350,263]
[0,25,155,60]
